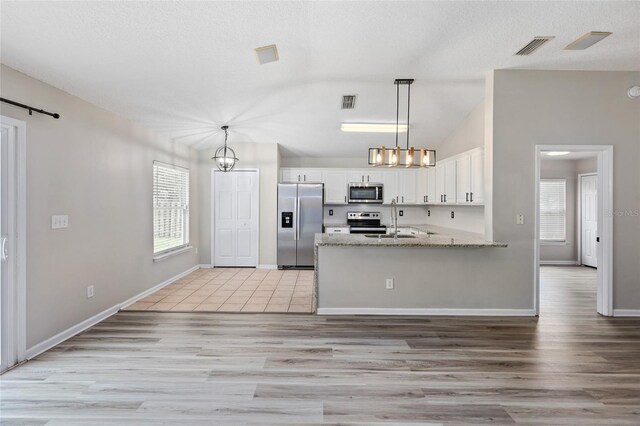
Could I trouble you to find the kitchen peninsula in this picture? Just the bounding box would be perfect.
[314,225,517,315]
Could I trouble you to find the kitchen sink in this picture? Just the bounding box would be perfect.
[364,234,417,239]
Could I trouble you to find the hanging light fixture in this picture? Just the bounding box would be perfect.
[368,79,436,168]
[212,125,239,172]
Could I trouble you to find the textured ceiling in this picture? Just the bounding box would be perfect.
[2,1,639,156]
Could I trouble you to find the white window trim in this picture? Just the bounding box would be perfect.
[153,161,190,259]
[153,245,193,262]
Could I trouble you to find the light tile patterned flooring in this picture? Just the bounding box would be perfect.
[124,268,314,313]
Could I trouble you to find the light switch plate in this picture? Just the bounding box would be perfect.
[385,278,394,289]
[516,214,525,225]
[51,215,69,229]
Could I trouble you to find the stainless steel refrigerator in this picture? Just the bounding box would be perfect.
[277,183,324,268]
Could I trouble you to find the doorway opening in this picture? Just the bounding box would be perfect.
[0,115,27,373]
[534,145,613,316]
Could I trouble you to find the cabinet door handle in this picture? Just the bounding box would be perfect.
[466,192,469,202]
[470,192,474,202]
[426,195,428,202]
[402,196,404,203]
[344,195,347,203]
[361,176,364,183]
[298,174,301,181]
[304,175,307,181]
[444,194,447,203]
[367,175,370,182]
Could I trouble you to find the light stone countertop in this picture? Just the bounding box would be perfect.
[315,224,507,248]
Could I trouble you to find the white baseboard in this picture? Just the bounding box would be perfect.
[120,264,200,309]
[199,264,212,269]
[258,264,278,270]
[25,264,201,360]
[25,304,120,360]
[539,260,579,266]
[613,309,640,317]
[316,308,536,316]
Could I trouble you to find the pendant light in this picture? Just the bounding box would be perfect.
[368,79,436,168]
[212,125,239,172]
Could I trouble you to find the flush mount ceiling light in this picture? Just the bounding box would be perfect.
[341,123,408,133]
[254,44,279,64]
[545,151,571,156]
[367,79,436,168]
[212,126,239,172]
[628,86,640,99]
[564,31,612,50]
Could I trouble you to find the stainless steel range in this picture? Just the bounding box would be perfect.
[347,212,387,235]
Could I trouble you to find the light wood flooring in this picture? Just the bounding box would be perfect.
[123,268,314,313]
[2,266,640,424]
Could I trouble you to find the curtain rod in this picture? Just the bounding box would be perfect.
[0,97,60,119]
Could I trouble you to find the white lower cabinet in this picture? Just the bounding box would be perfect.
[322,170,348,204]
[325,226,350,234]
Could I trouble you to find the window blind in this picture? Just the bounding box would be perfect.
[153,162,189,255]
[540,179,566,241]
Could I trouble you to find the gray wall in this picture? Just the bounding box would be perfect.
[434,102,484,159]
[0,65,200,348]
[198,143,279,266]
[487,70,640,311]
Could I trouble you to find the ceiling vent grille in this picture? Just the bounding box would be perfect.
[341,95,357,109]
[514,36,554,56]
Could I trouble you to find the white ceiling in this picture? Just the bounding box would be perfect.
[2,1,639,157]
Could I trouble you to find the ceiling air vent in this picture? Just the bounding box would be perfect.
[341,95,357,109]
[514,36,554,56]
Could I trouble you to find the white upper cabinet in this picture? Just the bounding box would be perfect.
[470,149,484,204]
[456,155,472,203]
[398,172,417,204]
[280,169,322,183]
[416,169,428,204]
[444,160,457,204]
[382,171,399,204]
[426,167,436,204]
[435,164,446,203]
[348,170,383,184]
[322,170,348,204]
[454,148,484,204]
[435,160,456,203]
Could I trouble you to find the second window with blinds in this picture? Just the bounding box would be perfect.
[153,161,190,258]
[539,179,567,242]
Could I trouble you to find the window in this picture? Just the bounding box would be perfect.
[153,162,189,256]
[540,179,566,241]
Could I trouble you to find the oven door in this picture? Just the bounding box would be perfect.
[348,184,383,204]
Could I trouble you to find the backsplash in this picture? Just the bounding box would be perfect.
[323,204,485,234]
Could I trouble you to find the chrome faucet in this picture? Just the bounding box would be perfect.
[390,199,398,240]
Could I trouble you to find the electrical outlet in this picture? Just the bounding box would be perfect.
[329,209,333,216]
[516,214,525,225]
[51,215,69,229]
[427,210,431,217]
[385,278,394,289]
[87,285,94,299]
[451,211,455,219]
[399,210,404,217]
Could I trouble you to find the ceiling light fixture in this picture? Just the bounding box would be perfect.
[545,151,570,157]
[254,44,279,64]
[564,31,612,50]
[367,79,436,168]
[628,86,640,99]
[341,123,408,133]
[212,126,239,172]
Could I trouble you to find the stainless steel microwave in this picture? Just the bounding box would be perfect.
[348,183,383,204]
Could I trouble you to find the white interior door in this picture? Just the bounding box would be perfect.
[213,170,259,267]
[581,174,598,268]
[1,125,7,372]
